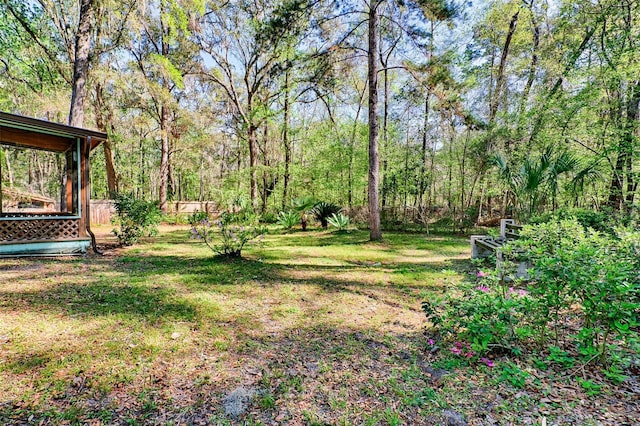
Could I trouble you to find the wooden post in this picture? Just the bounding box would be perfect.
[0,145,3,214]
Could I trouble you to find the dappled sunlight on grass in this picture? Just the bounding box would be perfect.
[0,226,473,424]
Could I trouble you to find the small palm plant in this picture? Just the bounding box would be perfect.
[312,202,341,229]
[277,211,300,230]
[291,197,316,231]
[327,212,351,231]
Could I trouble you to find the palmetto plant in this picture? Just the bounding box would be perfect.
[277,210,300,230]
[491,147,579,218]
[291,197,316,231]
[312,202,342,229]
[327,212,351,231]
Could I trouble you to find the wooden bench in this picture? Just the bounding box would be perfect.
[471,219,521,259]
[472,219,531,279]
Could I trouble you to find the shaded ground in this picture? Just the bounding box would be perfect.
[0,226,637,425]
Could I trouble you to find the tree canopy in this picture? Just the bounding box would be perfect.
[1,0,638,228]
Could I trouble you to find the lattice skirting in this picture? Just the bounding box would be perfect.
[0,219,80,242]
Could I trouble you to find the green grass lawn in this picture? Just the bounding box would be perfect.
[0,226,636,425]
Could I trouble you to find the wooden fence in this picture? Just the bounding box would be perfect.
[90,200,220,225]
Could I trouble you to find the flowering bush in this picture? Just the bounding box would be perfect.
[424,218,640,374]
[506,220,640,361]
[191,217,264,258]
[423,269,531,358]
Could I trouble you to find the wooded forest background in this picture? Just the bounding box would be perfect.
[0,0,638,230]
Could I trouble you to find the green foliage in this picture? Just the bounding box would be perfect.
[259,211,278,224]
[291,197,316,231]
[422,271,529,356]
[277,211,300,230]
[190,215,265,258]
[497,362,529,389]
[327,212,351,231]
[291,197,316,213]
[425,218,639,376]
[530,208,614,234]
[112,193,162,246]
[508,220,640,361]
[187,210,209,226]
[577,378,602,397]
[311,202,341,229]
[490,147,579,219]
[222,195,258,225]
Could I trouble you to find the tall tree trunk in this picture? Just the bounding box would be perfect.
[518,7,539,120]
[158,7,172,213]
[368,1,382,241]
[94,84,118,196]
[282,67,291,210]
[261,124,269,213]
[489,9,519,126]
[608,81,640,210]
[530,21,601,142]
[159,104,170,212]
[418,93,430,209]
[248,121,258,209]
[68,0,95,127]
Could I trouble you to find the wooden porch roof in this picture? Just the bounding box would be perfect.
[0,111,107,152]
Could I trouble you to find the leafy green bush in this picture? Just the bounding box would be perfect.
[510,221,640,360]
[191,216,265,258]
[188,209,210,226]
[277,211,300,230]
[259,211,278,224]
[422,271,530,356]
[327,212,351,231]
[530,208,614,234]
[223,195,258,224]
[112,193,162,246]
[425,218,639,374]
[311,201,341,229]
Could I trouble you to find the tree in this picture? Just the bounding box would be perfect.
[367,0,382,240]
[1,0,134,195]
[199,0,314,210]
[126,0,203,212]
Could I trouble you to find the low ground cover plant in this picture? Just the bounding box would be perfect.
[327,212,351,231]
[276,210,300,230]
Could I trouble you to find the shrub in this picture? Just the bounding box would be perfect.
[530,208,614,235]
[327,212,350,231]
[311,202,341,229]
[259,211,278,224]
[425,219,639,372]
[277,211,300,230]
[188,209,209,226]
[112,193,162,246]
[191,216,265,258]
[508,220,640,358]
[224,194,258,224]
[422,271,530,356]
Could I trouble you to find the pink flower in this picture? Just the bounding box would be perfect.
[480,357,494,368]
[464,351,476,359]
[518,289,528,296]
[450,347,462,355]
[477,270,488,278]
[427,339,435,346]
[476,285,490,292]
